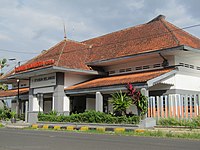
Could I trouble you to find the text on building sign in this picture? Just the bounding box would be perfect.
[15,59,55,73]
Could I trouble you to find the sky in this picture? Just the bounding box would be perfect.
[0,0,200,73]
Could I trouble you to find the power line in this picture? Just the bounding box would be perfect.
[0,23,200,57]
[38,23,200,59]
[0,48,38,54]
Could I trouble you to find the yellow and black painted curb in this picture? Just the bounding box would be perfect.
[31,124,138,133]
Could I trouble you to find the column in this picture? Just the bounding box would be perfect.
[140,88,149,118]
[38,93,43,112]
[95,92,103,112]
[63,96,70,115]
[28,88,39,123]
[25,101,28,123]
[53,72,65,115]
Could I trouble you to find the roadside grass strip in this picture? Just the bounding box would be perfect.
[29,124,200,140]
[31,124,38,129]
[114,128,125,133]
[80,126,89,131]
[66,126,75,131]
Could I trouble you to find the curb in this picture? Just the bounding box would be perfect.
[31,124,137,133]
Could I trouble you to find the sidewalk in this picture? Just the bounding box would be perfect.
[1,120,30,129]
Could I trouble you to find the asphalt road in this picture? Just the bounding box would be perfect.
[0,128,199,150]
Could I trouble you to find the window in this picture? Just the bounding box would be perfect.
[197,67,200,70]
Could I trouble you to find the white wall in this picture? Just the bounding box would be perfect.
[12,80,29,89]
[64,73,92,88]
[104,55,174,74]
[32,97,39,111]
[161,73,200,92]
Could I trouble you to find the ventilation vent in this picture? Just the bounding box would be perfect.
[153,64,161,68]
[135,66,142,70]
[119,69,126,73]
[126,68,132,72]
[190,65,194,69]
[109,70,115,74]
[184,64,189,68]
[179,63,184,66]
[143,65,150,69]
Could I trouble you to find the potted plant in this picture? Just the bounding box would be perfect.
[10,111,16,123]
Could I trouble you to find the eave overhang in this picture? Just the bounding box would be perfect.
[147,69,177,87]
[86,45,200,67]
[8,66,102,79]
[65,83,147,95]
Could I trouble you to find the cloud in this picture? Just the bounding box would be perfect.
[0,0,200,73]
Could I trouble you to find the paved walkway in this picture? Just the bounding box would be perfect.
[1,120,30,129]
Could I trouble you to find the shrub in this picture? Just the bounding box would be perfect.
[38,110,140,125]
[0,123,4,128]
[0,107,11,120]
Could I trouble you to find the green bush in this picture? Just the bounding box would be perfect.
[0,123,4,128]
[38,110,140,125]
[0,107,11,120]
[158,116,200,128]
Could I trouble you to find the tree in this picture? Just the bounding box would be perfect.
[0,58,8,90]
[110,90,132,116]
[0,58,7,75]
[0,84,8,90]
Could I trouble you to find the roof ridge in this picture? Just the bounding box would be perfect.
[147,15,166,24]
[56,40,67,66]
[66,39,90,46]
[23,39,90,65]
[22,40,67,65]
[160,19,180,45]
[166,21,200,42]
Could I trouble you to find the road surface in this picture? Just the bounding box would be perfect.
[0,128,199,150]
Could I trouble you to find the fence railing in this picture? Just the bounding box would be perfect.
[148,94,200,119]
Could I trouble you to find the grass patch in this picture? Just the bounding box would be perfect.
[0,123,4,128]
[157,117,200,128]
[129,130,200,140]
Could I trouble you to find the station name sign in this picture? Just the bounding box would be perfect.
[15,59,55,73]
[30,73,56,88]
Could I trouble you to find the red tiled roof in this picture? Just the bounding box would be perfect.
[2,15,200,78]
[66,68,174,90]
[15,39,92,73]
[83,15,200,63]
[0,88,29,97]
